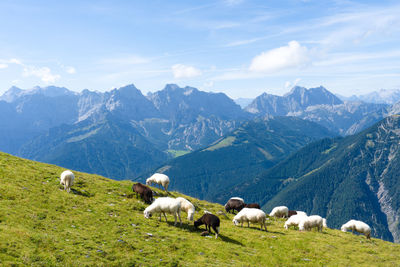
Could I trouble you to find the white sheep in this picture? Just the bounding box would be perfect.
[233,208,268,231]
[296,211,307,217]
[60,170,75,193]
[298,215,323,232]
[146,173,170,192]
[323,218,328,228]
[176,197,195,221]
[341,219,371,239]
[284,214,308,230]
[269,206,289,218]
[144,197,182,226]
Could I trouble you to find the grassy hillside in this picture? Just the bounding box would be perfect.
[1,152,399,266]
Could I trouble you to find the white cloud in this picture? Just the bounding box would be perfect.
[22,65,60,83]
[171,64,202,79]
[249,41,311,73]
[9,58,22,65]
[65,66,76,74]
[0,63,8,69]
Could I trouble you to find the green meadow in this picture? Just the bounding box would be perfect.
[0,151,399,266]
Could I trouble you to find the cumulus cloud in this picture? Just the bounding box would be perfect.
[171,64,202,79]
[22,65,60,83]
[249,41,311,73]
[0,63,8,69]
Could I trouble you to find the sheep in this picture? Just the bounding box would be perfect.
[323,218,328,228]
[230,197,244,202]
[296,211,307,217]
[298,215,323,232]
[341,220,371,239]
[60,170,75,193]
[288,210,297,217]
[176,197,195,221]
[269,206,289,218]
[143,197,181,226]
[233,208,268,231]
[245,203,261,209]
[224,197,245,214]
[194,213,220,239]
[132,183,153,204]
[146,173,170,192]
[284,214,308,230]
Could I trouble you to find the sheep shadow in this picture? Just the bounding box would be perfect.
[218,234,243,246]
[70,188,92,197]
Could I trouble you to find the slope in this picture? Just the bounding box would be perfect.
[0,152,399,266]
[242,115,400,242]
[148,117,335,203]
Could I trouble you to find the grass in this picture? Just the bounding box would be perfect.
[205,136,235,151]
[166,150,191,158]
[1,151,400,266]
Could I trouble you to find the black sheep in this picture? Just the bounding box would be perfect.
[224,198,245,214]
[288,210,297,217]
[194,213,220,239]
[245,203,261,209]
[132,182,153,204]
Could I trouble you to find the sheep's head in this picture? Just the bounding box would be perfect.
[146,179,151,186]
[233,219,239,226]
[188,211,195,221]
[144,210,152,219]
[224,205,230,213]
[194,219,201,228]
[341,225,346,232]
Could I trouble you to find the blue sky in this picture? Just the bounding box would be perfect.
[0,0,400,98]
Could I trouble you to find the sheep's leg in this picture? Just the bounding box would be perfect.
[241,222,243,227]
[163,212,168,222]
[248,221,250,228]
[177,211,182,226]
[159,213,162,222]
[173,213,177,226]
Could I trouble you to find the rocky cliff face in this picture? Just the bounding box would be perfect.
[246,86,390,135]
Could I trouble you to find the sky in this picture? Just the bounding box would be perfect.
[0,0,400,98]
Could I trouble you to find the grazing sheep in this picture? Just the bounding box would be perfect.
[176,197,195,221]
[284,214,308,230]
[132,183,153,204]
[224,197,245,214]
[60,170,75,193]
[143,197,182,226]
[298,215,323,232]
[146,173,170,192]
[194,213,220,239]
[269,206,289,218]
[341,220,371,239]
[233,208,268,231]
[245,203,261,209]
[323,218,328,228]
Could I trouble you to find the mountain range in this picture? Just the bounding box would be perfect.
[145,116,335,201]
